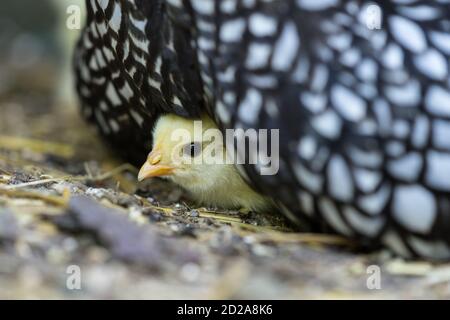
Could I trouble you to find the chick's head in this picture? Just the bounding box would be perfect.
[138,113,228,190]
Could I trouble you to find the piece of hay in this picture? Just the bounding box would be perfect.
[0,135,75,158]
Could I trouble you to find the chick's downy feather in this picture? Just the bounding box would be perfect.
[140,113,274,212]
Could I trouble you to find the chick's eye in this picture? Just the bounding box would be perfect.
[183,142,201,158]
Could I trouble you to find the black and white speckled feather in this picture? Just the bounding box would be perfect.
[75,0,450,260]
[74,0,206,162]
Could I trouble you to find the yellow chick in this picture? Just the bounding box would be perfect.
[138,113,274,212]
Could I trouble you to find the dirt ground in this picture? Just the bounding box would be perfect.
[0,47,450,300]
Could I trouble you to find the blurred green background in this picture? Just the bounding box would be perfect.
[0,0,85,102]
[0,0,84,136]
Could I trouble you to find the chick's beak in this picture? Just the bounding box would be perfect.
[138,149,174,181]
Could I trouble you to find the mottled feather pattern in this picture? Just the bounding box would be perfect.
[75,0,450,259]
[75,0,205,163]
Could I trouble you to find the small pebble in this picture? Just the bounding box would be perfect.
[85,187,107,199]
[62,237,78,252]
[146,197,156,204]
[252,244,274,257]
[179,224,196,238]
[180,263,201,283]
[243,236,256,245]
[190,210,199,217]
[148,212,163,222]
[129,207,146,225]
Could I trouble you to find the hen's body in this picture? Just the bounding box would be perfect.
[75,0,450,260]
